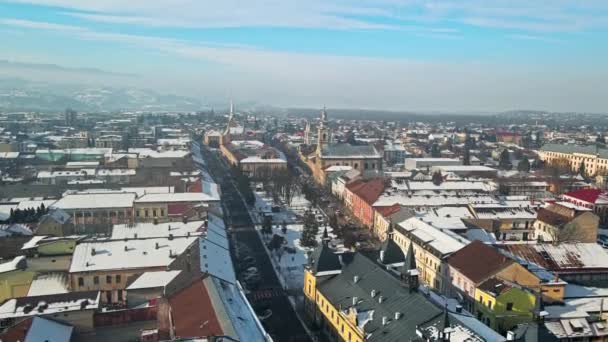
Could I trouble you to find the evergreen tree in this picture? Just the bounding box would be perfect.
[517,158,531,172]
[261,215,273,236]
[499,150,513,170]
[432,171,444,186]
[430,143,441,158]
[463,148,471,166]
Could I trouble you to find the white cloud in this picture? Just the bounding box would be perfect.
[9,0,607,32]
[1,17,606,112]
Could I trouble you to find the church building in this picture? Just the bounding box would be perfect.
[303,107,382,184]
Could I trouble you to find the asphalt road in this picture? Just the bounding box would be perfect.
[195,144,311,342]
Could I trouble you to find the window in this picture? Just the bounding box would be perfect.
[153,209,157,217]
[78,277,84,286]
[116,275,121,283]
[93,276,99,285]
[506,302,514,311]
[106,275,112,284]
[144,209,149,217]
[341,324,344,333]
[160,209,165,217]
[118,289,123,301]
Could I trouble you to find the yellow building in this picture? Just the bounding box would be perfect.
[392,217,466,292]
[539,143,608,176]
[69,236,197,303]
[304,244,499,341]
[0,257,35,304]
[474,277,536,332]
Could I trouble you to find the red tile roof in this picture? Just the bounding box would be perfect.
[375,204,402,218]
[536,208,571,227]
[168,203,193,216]
[447,240,513,284]
[168,279,223,338]
[564,189,604,204]
[350,178,386,205]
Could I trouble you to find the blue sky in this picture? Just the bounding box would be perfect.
[0,0,607,112]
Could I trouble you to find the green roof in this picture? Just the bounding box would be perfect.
[317,253,442,341]
[541,143,608,158]
[321,143,381,159]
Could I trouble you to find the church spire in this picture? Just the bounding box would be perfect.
[317,106,330,154]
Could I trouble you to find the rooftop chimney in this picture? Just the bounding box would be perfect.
[380,250,385,262]
[352,297,358,306]
[353,275,359,283]
[378,295,384,304]
[382,316,388,326]
[91,248,96,256]
[394,312,402,320]
[371,289,377,298]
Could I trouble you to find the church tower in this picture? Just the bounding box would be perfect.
[316,106,330,154]
[304,120,311,145]
[220,100,234,146]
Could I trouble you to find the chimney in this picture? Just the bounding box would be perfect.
[168,234,174,241]
[134,233,138,239]
[353,275,359,283]
[506,331,515,341]
[155,242,160,250]
[394,312,402,320]
[352,297,358,306]
[168,225,172,231]
[380,250,385,262]
[91,248,96,256]
[378,295,384,304]
[169,249,173,258]
[124,245,128,252]
[369,311,375,321]
[382,316,388,326]
[371,289,377,298]
[455,305,463,314]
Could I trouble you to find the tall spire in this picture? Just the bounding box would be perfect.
[230,100,234,117]
[321,105,327,123]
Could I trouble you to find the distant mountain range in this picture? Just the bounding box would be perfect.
[0,78,202,112]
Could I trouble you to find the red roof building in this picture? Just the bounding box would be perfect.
[562,189,608,224]
[345,178,386,228]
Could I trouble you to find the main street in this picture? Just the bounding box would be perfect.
[194,143,311,342]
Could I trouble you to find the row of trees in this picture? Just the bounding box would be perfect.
[6,204,48,224]
[256,167,298,206]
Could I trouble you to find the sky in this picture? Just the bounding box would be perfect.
[0,0,607,112]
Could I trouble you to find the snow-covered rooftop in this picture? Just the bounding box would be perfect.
[135,192,218,203]
[69,236,197,273]
[52,192,136,210]
[111,221,205,239]
[126,270,181,290]
[27,273,69,296]
[397,217,468,256]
